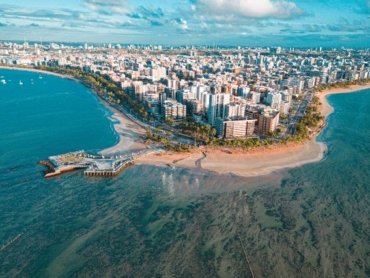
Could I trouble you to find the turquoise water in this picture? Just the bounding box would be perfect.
[0,69,118,175]
[0,69,369,277]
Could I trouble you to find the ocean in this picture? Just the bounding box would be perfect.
[0,69,369,277]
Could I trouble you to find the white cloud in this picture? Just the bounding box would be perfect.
[83,0,130,14]
[174,18,189,31]
[195,0,302,19]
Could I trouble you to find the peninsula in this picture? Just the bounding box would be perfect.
[1,43,369,178]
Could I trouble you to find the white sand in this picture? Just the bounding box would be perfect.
[136,140,326,177]
[99,104,148,156]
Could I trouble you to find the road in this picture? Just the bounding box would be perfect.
[284,89,315,136]
[106,98,195,145]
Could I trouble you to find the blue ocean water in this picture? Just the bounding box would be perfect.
[0,69,369,276]
[0,69,118,183]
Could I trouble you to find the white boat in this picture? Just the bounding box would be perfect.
[19,80,23,85]
[38,76,43,79]
[0,79,6,85]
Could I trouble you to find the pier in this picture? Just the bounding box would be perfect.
[39,149,162,178]
[84,157,134,177]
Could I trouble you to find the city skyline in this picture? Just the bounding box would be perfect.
[0,0,369,47]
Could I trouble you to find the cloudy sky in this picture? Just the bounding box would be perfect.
[0,0,369,47]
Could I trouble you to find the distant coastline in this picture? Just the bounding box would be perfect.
[1,65,369,177]
[0,65,77,81]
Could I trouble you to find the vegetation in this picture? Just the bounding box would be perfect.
[209,137,274,149]
[34,65,150,120]
[316,78,370,92]
[178,119,216,144]
[267,127,283,137]
[285,96,324,143]
[17,65,367,151]
[178,119,278,149]
[164,117,175,125]
[145,130,193,152]
[145,130,170,145]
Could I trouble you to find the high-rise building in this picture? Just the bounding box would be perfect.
[151,67,167,81]
[266,92,282,110]
[215,118,257,139]
[186,99,202,116]
[176,89,194,104]
[257,111,280,134]
[281,91,292,103]
[216,118,246,139]
[167,79,179,90]
[161,100,187,119]
[279,101,290,115]
[249,91,261,104]
[225,103,246,118]
[246,119,257,136]
[201,92,210,112]
[207,93,230,125]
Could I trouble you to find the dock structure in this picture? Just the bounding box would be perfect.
[39,149,163,178]
[84,157,134,177]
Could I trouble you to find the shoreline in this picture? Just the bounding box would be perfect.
[0,65,148,157]
[136,139,327,178]
[0,65,78,81]
[97,100,148,156]
[2,66,369,177]
[317,84,370,118]
[137,83,370,177]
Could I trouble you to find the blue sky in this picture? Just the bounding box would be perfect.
[0,0,369,47]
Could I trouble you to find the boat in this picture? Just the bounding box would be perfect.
[19,80,23,85]
[38,76,43,79]
[0,79,6,85]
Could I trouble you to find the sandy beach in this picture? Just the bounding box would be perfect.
[3,65,369,177]
[137,83,370,177]
[136,140,327,177]
[99,103,148,156]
